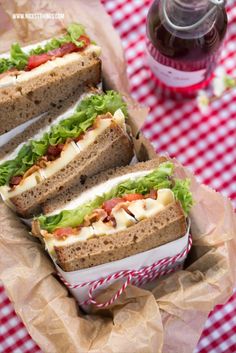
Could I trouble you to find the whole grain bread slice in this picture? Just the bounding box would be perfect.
[54,201,187,271]
[43,157,167,214]
[10,123,133,217]
[0,53,101,135]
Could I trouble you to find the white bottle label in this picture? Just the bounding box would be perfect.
[147,50,206,88]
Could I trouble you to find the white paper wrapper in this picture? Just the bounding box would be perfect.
[56,223,190,312]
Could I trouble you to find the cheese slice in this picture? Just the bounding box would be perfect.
[111,207,137,228]
[40,141,80,179]
[0,75,17,88]
[0,171,43,200]
[113,108,126,131]
[92,220,117,235]
[45,226,94,255]
[76,119,111,151]
[127,199,165,221]
[157,189,175,206]
[76,109,125,151]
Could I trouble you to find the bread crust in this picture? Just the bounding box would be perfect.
[10,124,133,217]
[54,201,187,271]
[0,53,101,134]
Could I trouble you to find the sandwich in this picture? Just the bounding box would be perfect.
[0,23,101,134]
[0,90,134,217]
[32,159,193,272]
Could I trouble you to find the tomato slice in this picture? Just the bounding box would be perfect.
[77,35,90,48]
[27,53,51,70]
[27,35,90,70]
[53,227,75,238]
[102,198,124,214]
[123,194,144,202]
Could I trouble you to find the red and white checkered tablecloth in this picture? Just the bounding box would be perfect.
[0,0,236,352]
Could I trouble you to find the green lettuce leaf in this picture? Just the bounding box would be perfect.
[10,43,29,70]
[29,36,70,55]
[0,43,28,73]
[38,162,193,232]
[172,179,193,214]
[67,23,85,47]
[0,91,127,186]
[0,58,13,74]
[30,23,86,55]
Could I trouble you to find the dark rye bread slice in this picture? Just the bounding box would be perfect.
[0,53,101,135]
[43,157,167,214]
[54,201,187,271]
[0,89,94,159]
[10,123,133,217]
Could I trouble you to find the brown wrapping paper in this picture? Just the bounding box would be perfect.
[0,1,236,353]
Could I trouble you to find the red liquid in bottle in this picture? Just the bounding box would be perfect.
[146,0,228,93]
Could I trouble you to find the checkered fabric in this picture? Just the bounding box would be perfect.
[0,0,236,352]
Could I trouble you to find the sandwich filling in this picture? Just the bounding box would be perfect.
[0,23,100,86]
[33,162,193,256]
[0,91,128,200]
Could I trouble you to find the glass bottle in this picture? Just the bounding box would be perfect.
[146,0,228,92]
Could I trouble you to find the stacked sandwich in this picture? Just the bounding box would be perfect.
[0,22,193,274]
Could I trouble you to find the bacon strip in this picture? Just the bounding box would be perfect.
[45,143,65,161]
[9,175,23,188]
[83,208,108,226]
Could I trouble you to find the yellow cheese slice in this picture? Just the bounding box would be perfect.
[157,189,175,206]
[40,141,80,179]
[76,119,111,151]
[127,199,165,221]
[111,206,137,228]
[0,75,17,88]
[0,171,43,200]
[113,108,126,131]
[76,109,125,151]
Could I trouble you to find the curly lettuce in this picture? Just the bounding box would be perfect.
[0,23,89,74]
[0,44,29,74]
[0,91,127,187]
[10,43,28,70]
[0,58,13,74]
[38,162,193,232]
[172,179,193,214]
[29,23,86,55]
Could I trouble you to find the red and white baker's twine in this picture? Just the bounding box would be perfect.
[57,234,192,308]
